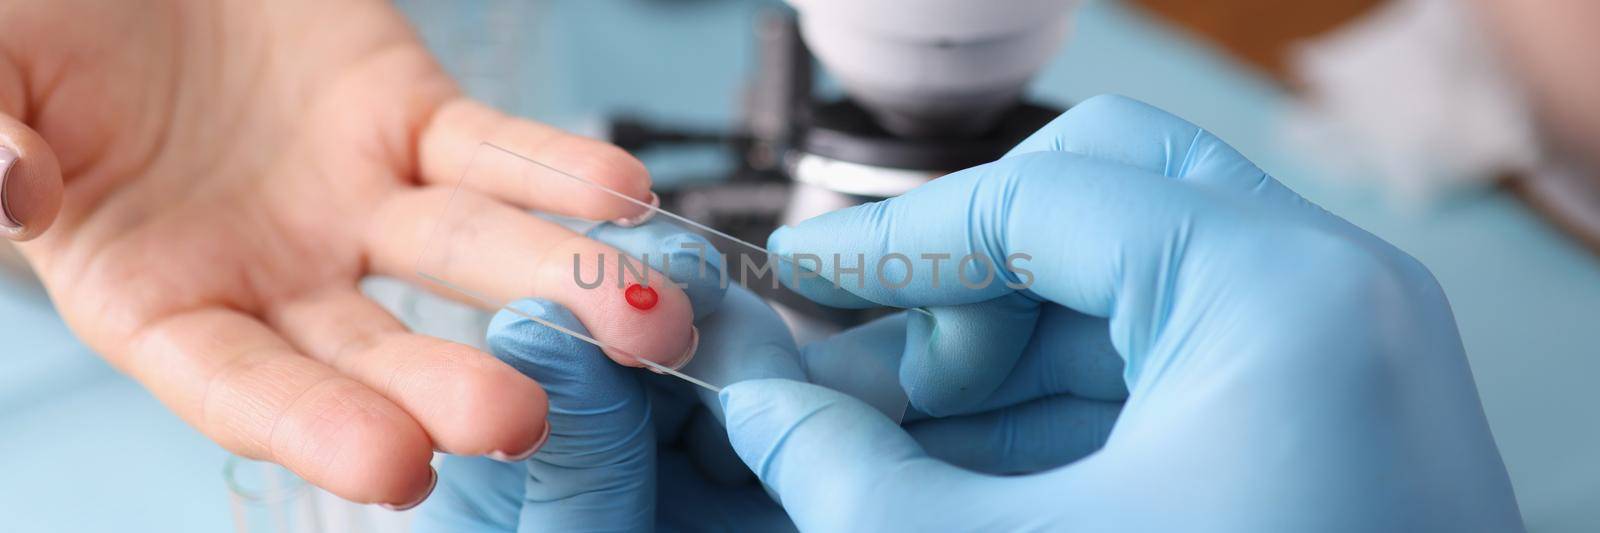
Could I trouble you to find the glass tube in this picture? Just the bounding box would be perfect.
[224,456,324,533]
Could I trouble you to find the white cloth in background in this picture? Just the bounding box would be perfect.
[1286,0,1540,206]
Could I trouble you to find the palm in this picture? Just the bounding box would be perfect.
[30,1,425,337]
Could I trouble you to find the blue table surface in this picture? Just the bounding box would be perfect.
[3,1,1597,531]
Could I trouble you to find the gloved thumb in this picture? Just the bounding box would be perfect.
[719,379,985,531]
[0,113,62,241]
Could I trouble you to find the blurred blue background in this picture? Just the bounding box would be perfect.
[1,0,1595,531]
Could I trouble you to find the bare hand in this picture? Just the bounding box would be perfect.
[0,0,695,508]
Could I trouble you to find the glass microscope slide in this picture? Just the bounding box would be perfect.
[415,142,910,421]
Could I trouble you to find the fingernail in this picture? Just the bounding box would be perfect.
[381,467,437,511]
[650,325,698,374]
[611,191,659,228]
[488,422,551,463]
[0,148,20,230]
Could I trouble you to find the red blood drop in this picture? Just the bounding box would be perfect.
[624,283,658,311]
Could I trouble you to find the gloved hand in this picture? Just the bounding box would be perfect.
[414,220,801,533]
[719,95,1525,532]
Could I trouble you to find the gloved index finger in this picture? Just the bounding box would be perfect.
[767,96,1293,342]
[769,151,1277,362]
[766,157,1040,309]
[1006,94,1307,209]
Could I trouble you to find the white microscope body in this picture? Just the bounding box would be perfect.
[787,0,1079,138]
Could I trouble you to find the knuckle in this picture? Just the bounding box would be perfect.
[1071,93,1146,119]
[1242,223,1455,370]
[1287,228,1422,301]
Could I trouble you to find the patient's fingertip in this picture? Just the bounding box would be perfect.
[585,221,727,319]
[0,128,64,241]
[431,355,549,456]
[609,191,659,228]
[381,466,438,511]
[284,389,434,506]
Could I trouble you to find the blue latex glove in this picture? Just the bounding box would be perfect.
[719,95,1525,531]
[414,220,800,532]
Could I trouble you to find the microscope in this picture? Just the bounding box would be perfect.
[605,0,1078,337]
